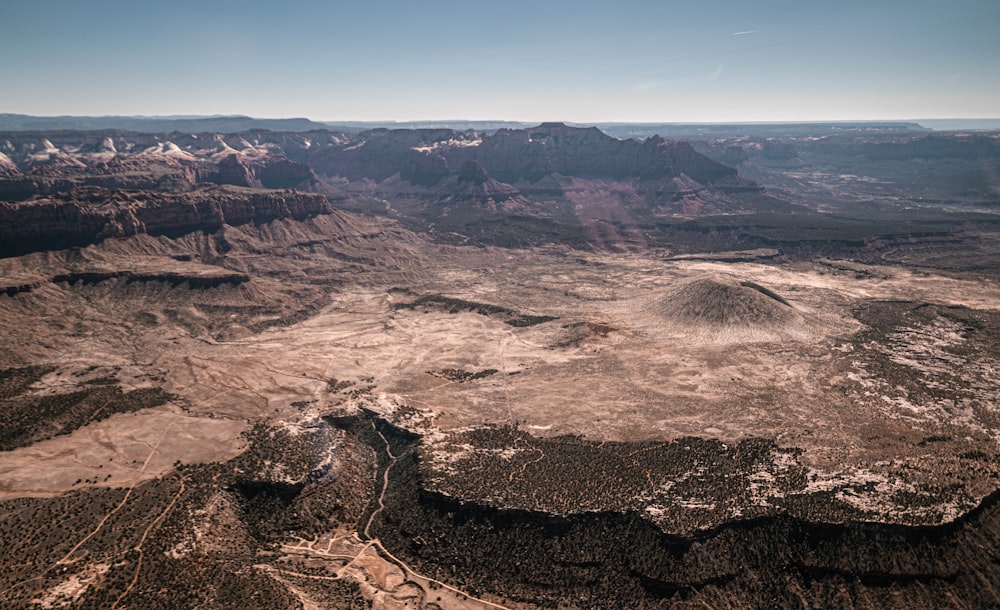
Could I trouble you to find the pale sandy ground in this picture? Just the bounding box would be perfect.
[1,246,998,522]
[0,407,245,499]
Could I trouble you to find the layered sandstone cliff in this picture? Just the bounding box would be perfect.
[0,185,332,257]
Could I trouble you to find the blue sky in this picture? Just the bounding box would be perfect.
[1,0,998,121]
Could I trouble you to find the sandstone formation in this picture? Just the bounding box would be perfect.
[305,122,758,194]
[0,186,332,257]
[0,131,331,201]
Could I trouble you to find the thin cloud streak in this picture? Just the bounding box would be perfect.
[1,1,997,121]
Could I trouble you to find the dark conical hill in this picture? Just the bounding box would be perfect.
[654,276,798,329]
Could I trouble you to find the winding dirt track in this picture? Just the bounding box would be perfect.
[362,422,396,540]
[0,414,186,599]
[111,475,187,609]
[313,419,514,609]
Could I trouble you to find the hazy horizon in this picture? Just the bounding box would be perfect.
[4,112,1000,126]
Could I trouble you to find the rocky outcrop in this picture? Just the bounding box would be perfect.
[0,152,20,178]
[470,124,740,186]
[0,132,208,201]
[457,158,490,183]
[432,161,530,211]
[213,154,323,190]
[255,157,317,189]
[308,123,775,235]
[0,186,332,257]
[1,267,249,297]
[311,123,749,191]
[215,153,255,187]
[308,128,459,182]
[0,131,339,201]
[398,149,452,186]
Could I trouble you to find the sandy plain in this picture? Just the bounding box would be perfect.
[1,241,998,527]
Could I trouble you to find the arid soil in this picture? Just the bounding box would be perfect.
[0,215,998,607]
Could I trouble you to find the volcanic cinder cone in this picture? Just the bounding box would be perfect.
[653,276,807,342]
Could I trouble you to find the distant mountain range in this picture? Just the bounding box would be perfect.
[0,114,334,133]
[5,113,998,136]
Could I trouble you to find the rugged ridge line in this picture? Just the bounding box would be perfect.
[308,122,755,191]
[1,268,249,297]
[0,185,333,257]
